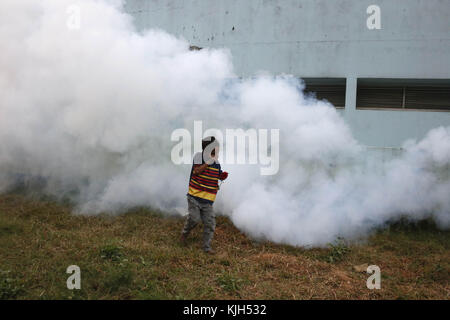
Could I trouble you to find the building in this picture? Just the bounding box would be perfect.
[124,0,450,151]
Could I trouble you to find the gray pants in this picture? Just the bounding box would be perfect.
[182,195,216,251]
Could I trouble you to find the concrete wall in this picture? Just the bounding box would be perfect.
[124,0,450,148]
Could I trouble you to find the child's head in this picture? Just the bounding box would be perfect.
[202,136,219,157]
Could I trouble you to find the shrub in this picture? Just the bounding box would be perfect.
[100,244,124,262]
[326,238,350,263]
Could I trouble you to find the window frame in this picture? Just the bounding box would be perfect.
[356,78,450,112]
[302,78,347,109]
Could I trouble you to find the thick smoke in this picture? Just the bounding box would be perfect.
[1,0,449,246]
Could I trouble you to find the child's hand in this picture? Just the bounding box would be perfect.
[219,171,228,180]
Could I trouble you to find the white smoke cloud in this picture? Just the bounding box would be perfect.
[0,0,449,246]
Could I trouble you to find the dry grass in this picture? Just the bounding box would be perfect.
[0,193,448,300]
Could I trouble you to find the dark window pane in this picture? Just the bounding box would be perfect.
[357,79,450,111]
[405,86,450,110]
[303,78,346,108]
[357,87,404,109]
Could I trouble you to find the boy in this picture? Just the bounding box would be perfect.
[180,136,229,254]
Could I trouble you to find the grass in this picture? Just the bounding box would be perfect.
[325,238,350,263]
[0,193,449,299]
[216,272,247,297]
[0,270,23,299]
[99,243,125,262]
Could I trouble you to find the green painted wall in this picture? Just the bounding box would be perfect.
[124,0,450,148]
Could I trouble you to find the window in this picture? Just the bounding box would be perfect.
[405,86,450,110]
[189,45,202,51]
[357,79,450,111]
[302,78,346,108]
